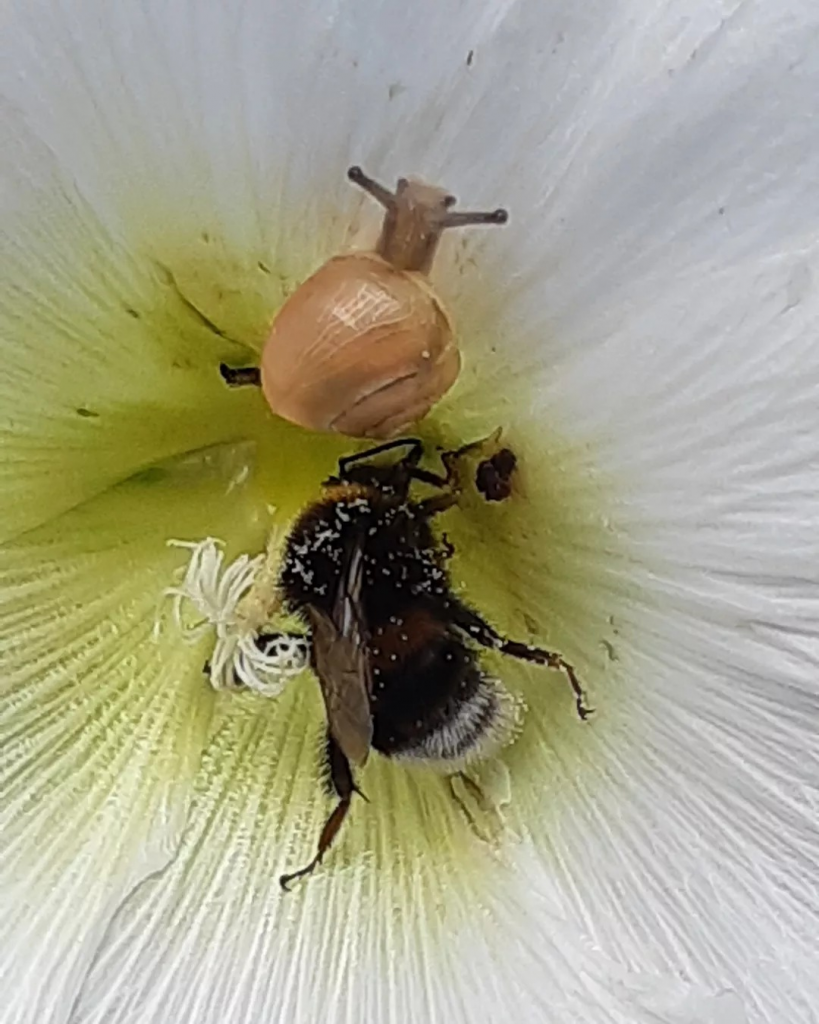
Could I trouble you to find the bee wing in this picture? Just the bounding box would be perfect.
[308,541,373,766]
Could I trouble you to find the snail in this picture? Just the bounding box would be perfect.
[220,166,507,439]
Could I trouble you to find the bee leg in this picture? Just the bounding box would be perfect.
[337,438,423,478]
[278,797,353,890]
[279,737,357,890]
[410,453,467,491]
[502,641,593,722]
[417,492,459,517]
[438,430,504,485]
[451,602,594,721]
[411,436,496,497]
[219,363,261,387]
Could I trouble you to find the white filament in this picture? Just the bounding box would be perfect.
[157,538,309,696]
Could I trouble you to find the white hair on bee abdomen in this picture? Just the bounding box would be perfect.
[393,676,524,774]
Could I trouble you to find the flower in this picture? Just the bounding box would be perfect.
[1,2,817,1023]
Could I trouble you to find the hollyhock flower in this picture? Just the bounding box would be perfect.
[1,2,816,1023]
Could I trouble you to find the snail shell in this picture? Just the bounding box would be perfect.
[260,167,507,440]
[261,252,459,439]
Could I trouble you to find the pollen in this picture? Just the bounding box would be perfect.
[156,537,309,697]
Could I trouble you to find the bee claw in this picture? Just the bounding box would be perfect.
[279,858,321,891]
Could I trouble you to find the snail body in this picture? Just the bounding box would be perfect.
[228,167,507,439]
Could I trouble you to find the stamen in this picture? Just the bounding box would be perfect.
[156,537,309,696]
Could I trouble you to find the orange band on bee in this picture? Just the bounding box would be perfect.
[369,608,446,668]
[319,482,372,504]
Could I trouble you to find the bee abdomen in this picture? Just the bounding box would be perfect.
[378,668,519,771]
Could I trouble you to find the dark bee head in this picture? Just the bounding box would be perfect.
[475,447,517,502]
[323,438,422,497]
[324,459,409,495]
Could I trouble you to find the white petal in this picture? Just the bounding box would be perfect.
[70,722,748,1024]
[1,1,817,1023]
[0,103,271,543]
[0,442,273,1024]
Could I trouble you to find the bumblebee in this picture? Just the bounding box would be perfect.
[276,438,591,888]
